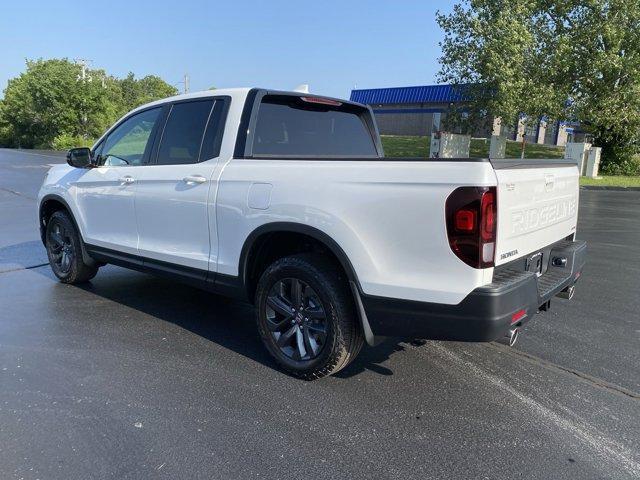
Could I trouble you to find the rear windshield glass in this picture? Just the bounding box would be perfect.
[252,95,378,157]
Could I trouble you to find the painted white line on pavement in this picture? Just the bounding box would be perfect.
[429,343,640,479]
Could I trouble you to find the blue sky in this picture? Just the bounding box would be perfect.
[1,0,457,99]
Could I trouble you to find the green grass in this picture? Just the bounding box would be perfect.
[379,135,639,187]
[381,135,565,159]
[381,135,431,157]
[580,176,640,188]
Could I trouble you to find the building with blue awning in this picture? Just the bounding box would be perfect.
[350,84,585,146]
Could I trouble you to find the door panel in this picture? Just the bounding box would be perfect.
[135,164,217,272]
[73,166,139,253]
[74,107,162,253]
[135,99,226,274]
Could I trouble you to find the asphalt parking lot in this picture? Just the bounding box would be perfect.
[1,148,639,479]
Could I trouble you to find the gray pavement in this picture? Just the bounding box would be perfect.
[1,148,639,479]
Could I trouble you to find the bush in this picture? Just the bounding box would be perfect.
[600,156,640,176]
[51,133,95,151]
[0,125,15,148]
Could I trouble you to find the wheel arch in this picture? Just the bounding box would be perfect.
[239,222,377,345]
[239,222,360,295]
[39,195,75,243]
[39,194,96,266]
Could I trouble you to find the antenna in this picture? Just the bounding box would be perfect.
[293,84,309,93]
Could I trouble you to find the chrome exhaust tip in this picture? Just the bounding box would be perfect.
[557,285,575,300]
[496,328,519,347]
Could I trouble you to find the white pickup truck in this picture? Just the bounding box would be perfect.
[38,88,586,379]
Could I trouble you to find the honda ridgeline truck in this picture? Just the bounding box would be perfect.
[38,88,586,379]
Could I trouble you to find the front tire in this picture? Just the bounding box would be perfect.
[255,254,364,380]
[45,210,99,284]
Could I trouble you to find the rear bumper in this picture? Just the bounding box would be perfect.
[361,240,586,341]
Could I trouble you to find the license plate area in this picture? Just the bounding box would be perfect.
[526,252,544,277]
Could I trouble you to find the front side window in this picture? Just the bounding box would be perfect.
[156,100,214,165]
[98,107,161,166]
[252,95,378,157]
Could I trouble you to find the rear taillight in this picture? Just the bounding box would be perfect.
[445,186,497,268]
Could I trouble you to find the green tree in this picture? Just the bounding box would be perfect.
[116,72,178,115]
[1,59,118,148]
[117,72,140,116]
[437,0,640,171]
[0,59,177,149]
[0,99,14,147]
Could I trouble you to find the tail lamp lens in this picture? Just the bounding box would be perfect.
[455,209,476,232]
[481,191,495,241]
[445,186,497,268]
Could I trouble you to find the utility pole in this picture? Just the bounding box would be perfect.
[74,58,93,83]
[173,74,190,94]
[74,59,94,140]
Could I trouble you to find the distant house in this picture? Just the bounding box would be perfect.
[349,84,586,146]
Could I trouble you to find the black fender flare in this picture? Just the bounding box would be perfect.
[238,222,377,345]
[239,222,360,289]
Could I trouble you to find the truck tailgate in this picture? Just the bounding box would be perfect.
[492,159,579,266]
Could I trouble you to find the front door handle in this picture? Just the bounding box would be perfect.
[182,175,207,185]
[119,176,135,185]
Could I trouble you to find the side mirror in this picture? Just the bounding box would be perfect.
[66,147,93,168]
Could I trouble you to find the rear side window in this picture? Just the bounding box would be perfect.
[200,99,229,161]
[251,95,378,157]
[156,100,214,165]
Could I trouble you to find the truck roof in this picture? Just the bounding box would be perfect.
[130,87,366,117]
[131,87,254,113]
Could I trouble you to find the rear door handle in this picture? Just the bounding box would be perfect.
[182,175,207,185]
[119,176,135,185]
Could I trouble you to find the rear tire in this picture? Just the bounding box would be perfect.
[45,210,99,284]
[255,254,364,380]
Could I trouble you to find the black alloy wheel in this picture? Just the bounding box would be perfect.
[265,277,328,361]
[47,220,74,274]
[45,210,99,283]
[255,254,364,380]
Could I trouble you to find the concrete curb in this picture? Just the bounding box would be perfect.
[581,185,640,191]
